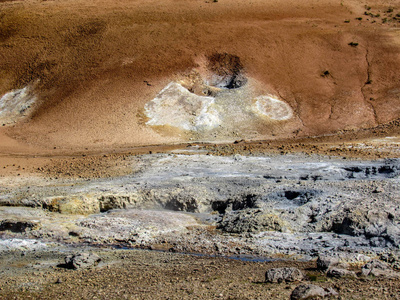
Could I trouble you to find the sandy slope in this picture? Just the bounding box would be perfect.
[0,0,400,152]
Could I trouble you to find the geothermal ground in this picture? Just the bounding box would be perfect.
[1,0,400,299]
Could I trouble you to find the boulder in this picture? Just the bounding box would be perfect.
[65,252,101,270]
[290,284,338,300]
[316,255,348,271]
[265,267,304,283]
[327,268,356,278]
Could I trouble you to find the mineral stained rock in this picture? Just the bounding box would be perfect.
[44,196,100,215]
[217,209,286,233]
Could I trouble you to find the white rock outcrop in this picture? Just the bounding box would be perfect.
[0,85,37,125]
[144,82,221,131]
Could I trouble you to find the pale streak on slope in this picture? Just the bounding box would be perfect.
[0,85,37,125]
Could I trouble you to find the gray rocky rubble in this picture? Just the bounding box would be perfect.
[0,153,400,259]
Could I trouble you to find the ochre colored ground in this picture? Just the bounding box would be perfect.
[1,0,400,152]
[1,0,400,178]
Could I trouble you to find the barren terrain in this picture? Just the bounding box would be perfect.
[1,0,400,150]
[1,0,400,299]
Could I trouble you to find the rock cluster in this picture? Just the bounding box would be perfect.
[361,260,400,278]
[265,267,304,283]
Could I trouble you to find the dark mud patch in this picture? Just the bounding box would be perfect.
[206,52,247,89]
[0,219,39,233]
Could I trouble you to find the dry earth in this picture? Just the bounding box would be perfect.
[2,0,400,299]
[1,249,400,300]
[1,0,400,150]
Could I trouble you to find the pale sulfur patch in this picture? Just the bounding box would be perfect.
[0,238,49,251]
[253,95,293,121]
[0,85,37,125]
[144,82,221,131]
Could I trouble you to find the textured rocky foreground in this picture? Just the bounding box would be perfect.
[1,247,400,300]
[2,151,400,299]
[1,152,400,263]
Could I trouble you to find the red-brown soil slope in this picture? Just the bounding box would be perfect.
[0,0,400,151]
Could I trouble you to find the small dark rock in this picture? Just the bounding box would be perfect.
[321,70,330,77]
[348,42,359,47]
[372,186,384,193]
